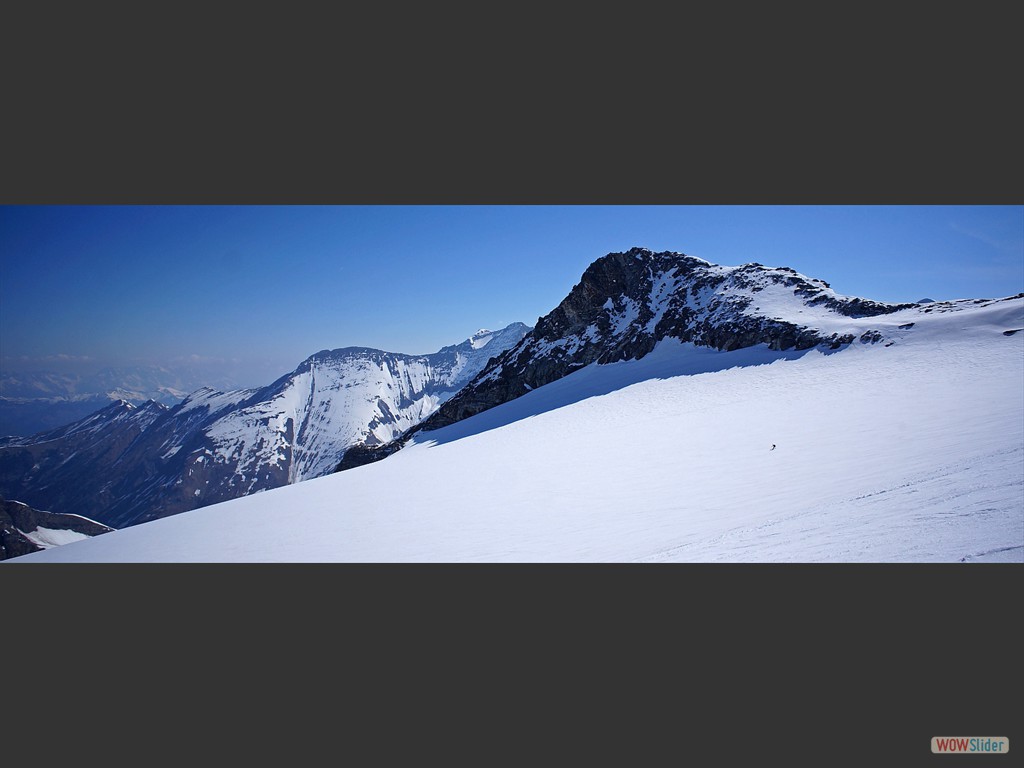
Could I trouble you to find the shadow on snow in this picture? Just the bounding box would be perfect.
[411,340,837,449]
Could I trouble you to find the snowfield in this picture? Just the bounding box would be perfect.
[7,297,1023,562]
[19,526,94,549]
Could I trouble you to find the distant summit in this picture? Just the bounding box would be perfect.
[0,363,245,437]
[466,326,525,350]
[0,323,531,529]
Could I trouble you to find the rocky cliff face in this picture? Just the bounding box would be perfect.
[340,248,918,466]
[0,496,113,560]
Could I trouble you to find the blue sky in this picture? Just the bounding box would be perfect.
[2,205,1021,387]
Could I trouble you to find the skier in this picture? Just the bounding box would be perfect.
[770,444,776,451]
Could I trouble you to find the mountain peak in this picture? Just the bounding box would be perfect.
[407,249,919,435]
[468,329,495,349]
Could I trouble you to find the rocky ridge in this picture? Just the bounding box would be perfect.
[339,247,920,468]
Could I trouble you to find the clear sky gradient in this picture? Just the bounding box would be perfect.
[2,205,1022,388]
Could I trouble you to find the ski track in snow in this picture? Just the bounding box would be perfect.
[636,445,1024,563]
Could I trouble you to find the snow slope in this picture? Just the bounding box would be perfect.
[8,296,1022,563]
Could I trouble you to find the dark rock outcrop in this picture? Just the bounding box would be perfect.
[1,496,113,561]
[336,441,407,472]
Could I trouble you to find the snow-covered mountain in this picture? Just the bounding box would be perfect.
[0,323,530,528]
[200,322,530,485]
[6,250,1021,563]
[421,247,919,431]
[1,496,112,560]
[1,393,127,440]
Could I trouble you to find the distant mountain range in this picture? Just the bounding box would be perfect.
[0,364,244,437]
[0,324,529,528]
